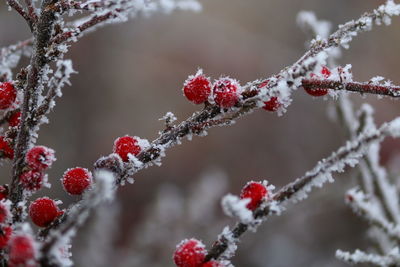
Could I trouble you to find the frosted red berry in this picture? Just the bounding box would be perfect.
[0,82,17,110]
[0,203,9,224]
[0,226,12,249]
[113,136,141,162]
[213,78,240,108]
[263,97,280,112]
[202,261,224,267]
[62,167,92,195]
[304,66,331,97]
[258,80,281,112]
[8,111,21,127]
[0,136,13,159]
[183,73,212,104]
[26,146,55,171]
[173,238,206,267]
[8,235,36,267]
[0,186,7,201]
[240,182,268,211]
[20,170,44,191]
[29,197,63,227]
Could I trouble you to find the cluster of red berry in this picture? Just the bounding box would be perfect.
[173,182,269,266]
[0,194,36,266]
[0,130,144,265]
[183,67,332,113]
[0,82,20,160]
[183,73,241,109]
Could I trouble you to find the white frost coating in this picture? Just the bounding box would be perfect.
[0,40,32,79]
[221,194,253,224]
[297,11,332,39]
[66,0,201,42]
[219,227,238,260]
[93,170,116,201]
[346,188,400,239]
[159,111,177,123]
[386,117,400,138]
[336,248,400,266]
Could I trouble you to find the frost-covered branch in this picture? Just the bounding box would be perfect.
[204,117,400,262]
[6,0,36,30]
[9,0,61,221]
[302,78,400,97]
[336,248,400,267]
[39,170,115,266]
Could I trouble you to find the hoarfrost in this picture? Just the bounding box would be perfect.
[221,194,253,224]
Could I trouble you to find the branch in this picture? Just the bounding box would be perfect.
[6,0,36,30]
[9,0,60,222]
[302,78,400,97]
[336,248,400,267]
[204,117,400,262]
[39,170,115,266]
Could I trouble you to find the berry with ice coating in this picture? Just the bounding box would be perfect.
[29,197,63,227]
[0,203,9,224]
[20,170,44,191]
[213,78,240,108]
[0,82,16,110]
[113,136,141,162]
[183,72,212,104]
[8,111,21,127]
[173,238,206,267]
[258,80,281,112]
[240,181,268,211]
[304,66,331,97]
[62,167,92,195]
[8,235,36,267]
[0,186,7,201]
[0,226,11,249]
[26,146,55,171]
[0,137,13,159]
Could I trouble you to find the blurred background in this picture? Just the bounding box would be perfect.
[1,0,400,266]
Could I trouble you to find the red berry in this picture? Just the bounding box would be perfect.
[321,66,331,77]
[113,136,141,162]
[0,226,12,249]
[173,238,206,267]
[0,82,16,110]
[263,97,280,112]
[183,73,212,104]
[213,78,240,108]
[0,203,9,224]
[258,80,281,112]
[29,197,63,227]
[8,111,21,127]
[202,261,224,267]
[8,235,36,266]
[304,66,331,97]
[240,182,268,211]
[0,186,8,200]
[0,136,13,159]
[20,170,44,191]
[62,167,92,195]
[26,146,55,171]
